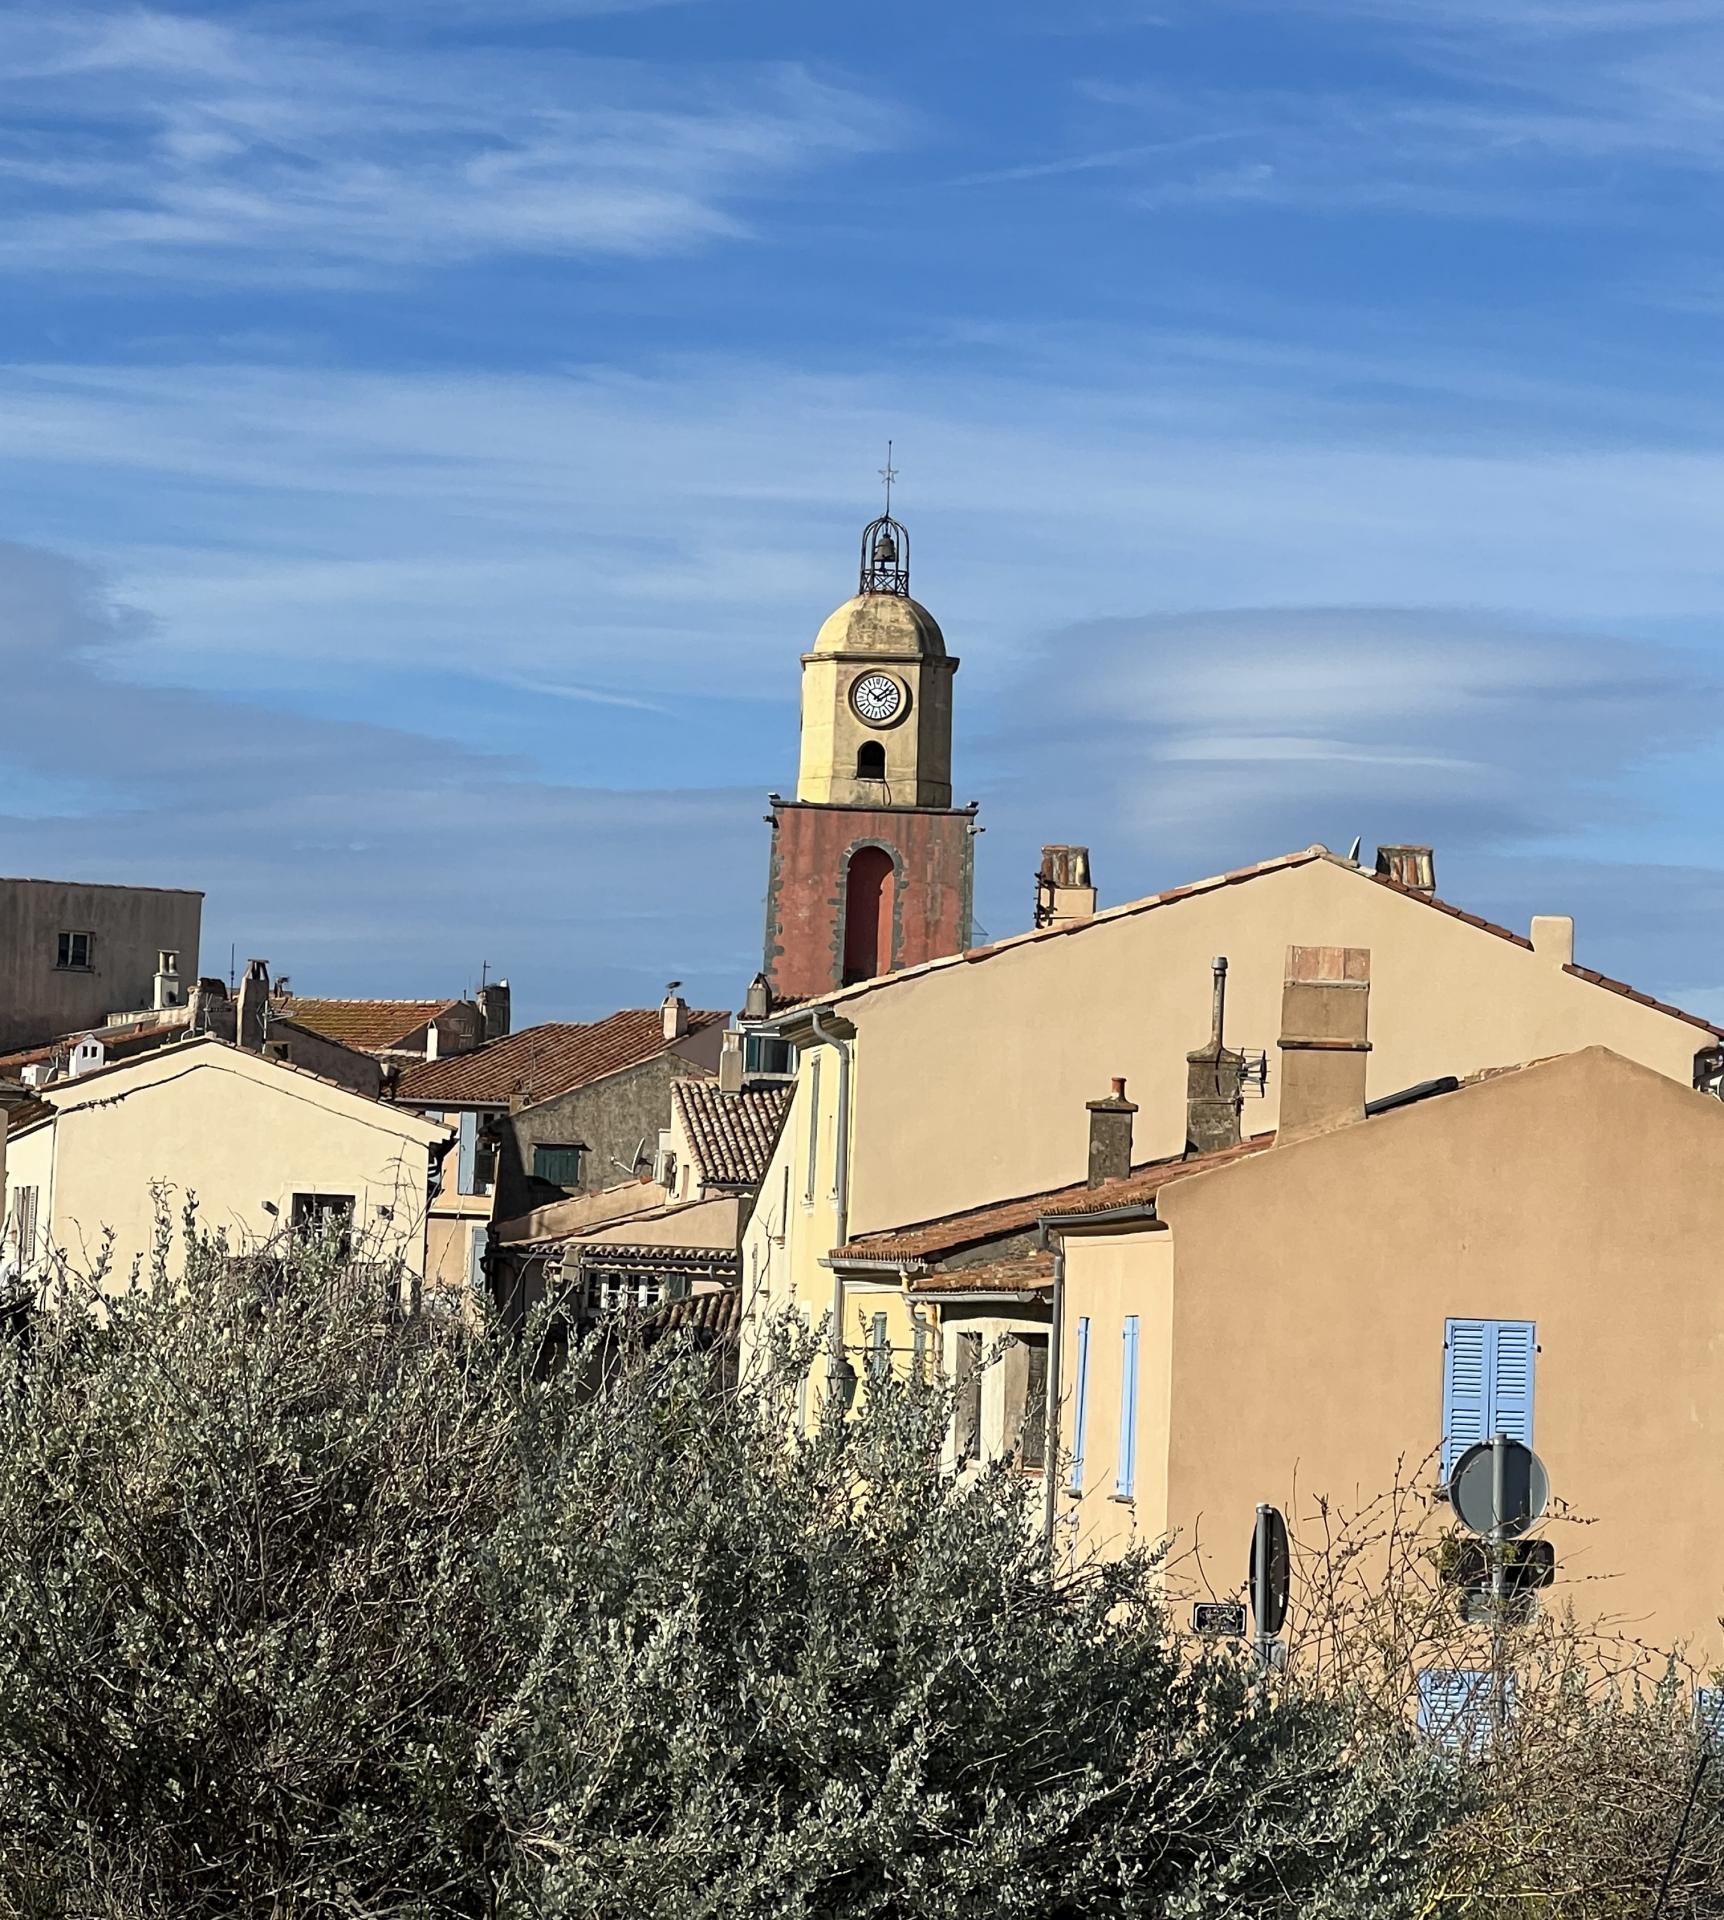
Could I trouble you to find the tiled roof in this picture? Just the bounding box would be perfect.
[0,1020,186,1075]
[1,1094,53,1136]
[278,998,456,1052]
[785,846,1724,1042]
[1040,1135,1275,1218]
[837,1135,1275,1262]
[907,1252,1056,1296]
[642,1288,741,1346]
[397,1009,726,1107]
[672,1079,792,1190]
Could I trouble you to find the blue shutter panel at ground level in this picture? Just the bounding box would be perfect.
[1418,1669,1500,1756]
[1443,1320,1490,1476]
[467,1225,489,1292]
[1116,1315,1139,1500]
[1069,1316,1091,1493]
[1489,1320,1536,1447]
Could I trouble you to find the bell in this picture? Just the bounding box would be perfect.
[873,530,897,566]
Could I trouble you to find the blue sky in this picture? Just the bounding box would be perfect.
[7,0,1724,1020]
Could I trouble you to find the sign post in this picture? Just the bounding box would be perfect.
[1446,1432,1550,1743]
[1247,1504,1289,1670]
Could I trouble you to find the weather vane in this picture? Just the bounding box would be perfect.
[879,441,898,517]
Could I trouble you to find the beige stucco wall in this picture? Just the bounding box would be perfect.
[1064,1048,1724,1660]
[841,856,1709,1235]
[3,1043,447,1291]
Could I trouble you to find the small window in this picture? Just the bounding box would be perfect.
[744,1030,794,1079]
[8,1187,40,1271]
[856,741,886,780]
[55,931,93,971]
[953,1330,983,1463]
[1011,1332,1050,1470]
[1442,1319,1536,1476]
[532,1143,584,1188]
[868,1311,890,1382]
[291,1193,355,1259]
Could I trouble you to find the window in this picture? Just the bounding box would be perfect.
[743,1030,794,1079]
[803,1054,821,1207]
[1417,1669,1505,1756]
[467,1225,490,1294]
[1068,1316,1092,1493]
[55,931,93,971]
[9,1187,39,1271]
[954,1330,983,1463]
[1442,1319,1536,1476]
[911,1315,928,1380]
[533,1143,585,1188]
[1115,1314,1140,1499]
[777,1163,790,1242]
[868,1311,890,1382]
[856,741,886,781]
[291,1193,355,1259]
[1011,1333,1050,1470]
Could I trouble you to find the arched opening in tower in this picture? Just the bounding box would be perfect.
[856,740,886,782]
[842,846,896,984]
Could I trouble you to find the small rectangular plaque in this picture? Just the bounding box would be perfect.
[1191,1601,1247,1637]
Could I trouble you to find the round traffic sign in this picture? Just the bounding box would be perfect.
[1447,1436,1548,1539]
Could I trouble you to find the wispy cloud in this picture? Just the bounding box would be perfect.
[0,8,895,280]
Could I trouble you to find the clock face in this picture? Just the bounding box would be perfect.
[851,671,904,725]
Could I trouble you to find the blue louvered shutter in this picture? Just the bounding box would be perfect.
[456,1111,478,1195]
[1116,1314,1140,1500]
[1443,1319,1490,1476]
[467,1225,489,1292]
[1069,1316,1091,1494]
[1489,1320,1536,1448]
[1696,1688,1724,1752]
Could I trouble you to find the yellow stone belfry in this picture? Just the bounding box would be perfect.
[795,505,958,808]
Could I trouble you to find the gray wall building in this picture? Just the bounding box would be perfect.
[0,877,203,1052]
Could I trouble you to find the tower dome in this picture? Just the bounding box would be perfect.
[812,591,946,659]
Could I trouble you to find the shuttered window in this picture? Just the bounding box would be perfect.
[1116,1314,1140,1501]
[467,1226,489,1293]
[456,1111,479,1196]
[803,1056,821,1207]
[1442,1319,1536,1476]
[954,1331,982,1463]
[1069,1316,1091,1493]
[868,1311,890,1381]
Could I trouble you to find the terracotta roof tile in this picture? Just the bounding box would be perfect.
[1040,1135,1275,1217]
[672,1079,792,1190]
[907,1252,1056,1296]
[642,1288,741,1345]
[279,998,456,1053]
[397,1009,727,1108]
[833,1137,1268,1263]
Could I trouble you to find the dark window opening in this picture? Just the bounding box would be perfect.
[1013,1334,1050,1470]
[291,1192,355,1260]
[856,740,886,780]
[55,931,94,971]
[842,845,896,985]
[533,1143,585,1188]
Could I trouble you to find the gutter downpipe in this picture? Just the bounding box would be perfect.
[808,1011,852,1398]
[1041,1226,1064,1548]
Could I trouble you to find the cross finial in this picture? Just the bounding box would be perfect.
[878,440,897,516]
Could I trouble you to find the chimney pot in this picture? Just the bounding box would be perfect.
[1276,945,1372,1144]
[718,1029,744,1095]
[662,989,690,1042]
[1036,845,1098,929]
[235,959,270,1052]
[1374,845,1435,895]
[1085,1075,1138,1187]
[1530,915,1574,967]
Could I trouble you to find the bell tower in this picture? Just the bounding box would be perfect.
[763,463,977,1001]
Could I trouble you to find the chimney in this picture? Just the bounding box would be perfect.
[1186,956,1245,1156]
[152,949,182,1011]
[187,976,228,1036]
[662,985,690,1043]
[1086,1076,1137,1187]
[743,972,771,1022]
[1036,845,1097,929]
[235,959,270,1052]
[424,1020,441,1062]
[1375,845,1435,895]
[477,978,512,1042]
[1530,915,1574,967]
[1277,946,1371,1144]
[718,1028,744,1095]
